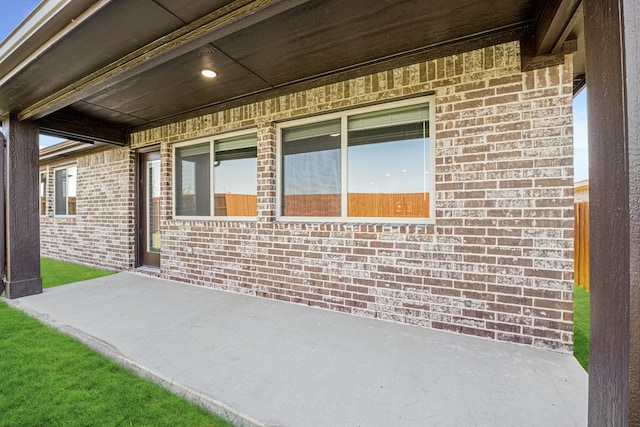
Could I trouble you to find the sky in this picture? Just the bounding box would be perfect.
[1,1,590,180]
[0,1,41,41]
[573,89,589,182]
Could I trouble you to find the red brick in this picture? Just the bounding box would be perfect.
[42,40,575,353]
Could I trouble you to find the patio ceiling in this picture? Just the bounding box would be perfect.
[0,0,584,145]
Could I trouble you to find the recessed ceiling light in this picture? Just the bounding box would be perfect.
[201,69,217,78]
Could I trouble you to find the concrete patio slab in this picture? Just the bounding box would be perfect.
[4,272,588,426]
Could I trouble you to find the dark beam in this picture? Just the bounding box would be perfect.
[2,113,42,299]
[38,112,127,146]
[520,30,578,72]
[520,49,565,72]
[0,131,5,296]
[521,0,582,72]
[533,0,581,55]
[584,0,640,424]
[18,0,313,122]
[573,73,586,96]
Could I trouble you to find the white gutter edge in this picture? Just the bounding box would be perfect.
[0,0,75,61]
[39,140,97,161]
[0,0,113,87]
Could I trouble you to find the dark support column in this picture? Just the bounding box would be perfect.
[584,0,640,424]
[2,113,42,298]
[0,132,5,291]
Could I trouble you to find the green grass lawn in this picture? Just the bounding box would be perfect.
[0,259,232,427]
[573,285,590,371]
[40,257,116,288]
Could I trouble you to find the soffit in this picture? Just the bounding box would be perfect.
[0,0,584,140]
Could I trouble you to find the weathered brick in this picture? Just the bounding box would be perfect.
[43,40,575,354]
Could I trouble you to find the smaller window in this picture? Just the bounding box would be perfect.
[282,120,341,216]
[175,143,211,217]
[173,131,258,219]
[54,165,77,216]
[39,171,47,216]
[347,104,430,218]
[214,133,258,217]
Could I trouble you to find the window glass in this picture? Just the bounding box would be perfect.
[67,166,77,215]
[40,172,46,216]
[148,160,161,252]
[54,169,66,215]
[214,134,257,216]
[175,143,210,217]
[54,166,77,216]
[279,100,432,221]
[347,104,430,218]
[282,120,341,216]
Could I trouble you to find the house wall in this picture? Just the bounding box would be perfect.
[574,181,589,202]
[41,41,575,351]
[40,148,136,270]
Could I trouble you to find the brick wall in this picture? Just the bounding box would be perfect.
[40,147,136,270]
[43,41,575,351]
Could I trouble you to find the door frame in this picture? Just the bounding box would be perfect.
[136,147,161,269]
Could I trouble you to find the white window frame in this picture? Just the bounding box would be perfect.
[146,158,161,253]
[276,96,436,224]
[172,129,258,221]
[53,164,77,217]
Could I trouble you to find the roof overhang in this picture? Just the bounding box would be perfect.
[38,138,98,161]
[1,0,585,145]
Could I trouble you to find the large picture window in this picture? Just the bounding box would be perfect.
[278,98,434,222]
[174,132,257,218]
[54,165,77,216]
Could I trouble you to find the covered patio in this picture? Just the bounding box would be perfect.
[5,272,588,426]
[1,0,639,424]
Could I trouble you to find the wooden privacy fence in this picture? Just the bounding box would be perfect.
[207,193,430,217]
[282,193,430,217]
[214,194,257,216]
[574,201,590,290]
